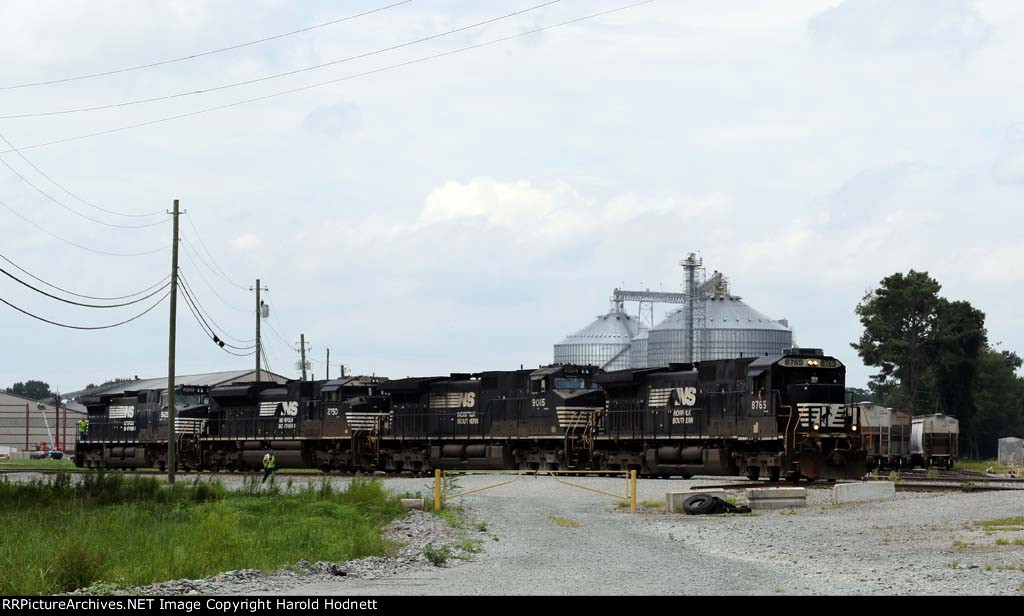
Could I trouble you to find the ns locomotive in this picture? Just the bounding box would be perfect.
[76,348,867,480]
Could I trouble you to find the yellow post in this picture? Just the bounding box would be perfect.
[434,469,442,511]
[630,470,637,513]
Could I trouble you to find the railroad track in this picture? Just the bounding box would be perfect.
[691,478,1024,493]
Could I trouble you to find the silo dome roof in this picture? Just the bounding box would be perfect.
[557,309,640,345]
[652,296,790,332]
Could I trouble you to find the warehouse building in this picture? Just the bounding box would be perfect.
[0,391,85,454]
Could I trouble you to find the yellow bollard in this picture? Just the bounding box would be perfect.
[434,469,442,511]
[630,470,637,513]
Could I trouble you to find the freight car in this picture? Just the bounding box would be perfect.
[911,413,959,469]
[75,349,869,480]
[855,403,911,470]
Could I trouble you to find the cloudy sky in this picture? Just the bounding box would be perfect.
[1,0,1022,393]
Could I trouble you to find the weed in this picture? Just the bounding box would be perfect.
[961,481,977,492]
[773,588,784,594]
[927,468,939,479]
[888,470,900,483]
[475,521,488,533]
[549,516,582,528]
[422,543,452,567]
[996,539,1010,546]
[638,500,663,509]
[459,538,483,554]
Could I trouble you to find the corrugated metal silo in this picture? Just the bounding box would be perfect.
[647,295,792,365]
[553,309,639,371]
[629,327,649,369]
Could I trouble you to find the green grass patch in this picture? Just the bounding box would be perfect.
[0,473,406,596]
[638,500,663,509]
[973,517,1024,532]
[0,458,77,470]
[549,516,582,528]
[956,459,1015,474]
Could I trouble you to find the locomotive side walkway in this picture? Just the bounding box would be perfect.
[266,475,1024,596]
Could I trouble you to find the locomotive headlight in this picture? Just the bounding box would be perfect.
[851,424,858,432]
[812,423,820,431]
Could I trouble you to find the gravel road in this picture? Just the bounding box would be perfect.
[8,471,1023,595]
[271,474,1024,596]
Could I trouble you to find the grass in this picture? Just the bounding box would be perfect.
[638,500,663,509]
[549,516,582,528]
[956,459,1015,474]
[0,458,77,470]
[973,517,1024,532]
[421,543,453,567]
[0,472,407,596]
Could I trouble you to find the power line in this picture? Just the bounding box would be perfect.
[0,145,168,229]
[0,1,657,154]
[0,1,414,90]
[0,289,169,330]
[178,273,255,346]
[0,1,561,120]
[181,236,248,291]
[179,246,249,313]
[0,195,169,257]
[0,131,164,219]
[0,251,169,300]
[265,318,296,353]
[178,279,254,357]
[184,216,247,290]
[0,262,171,308]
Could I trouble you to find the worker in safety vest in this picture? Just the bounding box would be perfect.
[77,419,89,439]
[261,449,276,484]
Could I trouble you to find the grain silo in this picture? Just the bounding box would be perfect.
[553,307,640,371]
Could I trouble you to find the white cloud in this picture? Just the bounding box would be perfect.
[230,234,262,251]
[809,0,991,54]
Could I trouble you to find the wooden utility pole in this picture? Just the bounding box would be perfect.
[252,279,267,383]
[300,333,308,382]
[167,199,180,484]
[326,348,330,380]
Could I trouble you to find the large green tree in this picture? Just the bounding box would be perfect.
[6,380,54,401]
[929,300,987,457]
[852,271,943,414]
[973,349,1024,458]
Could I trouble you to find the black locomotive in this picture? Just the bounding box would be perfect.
[75,348,866,480]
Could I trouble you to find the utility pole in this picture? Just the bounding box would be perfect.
[167,199,181,484]
[251,279,268,383]
[326,348,330,380]
[299,334,308,382]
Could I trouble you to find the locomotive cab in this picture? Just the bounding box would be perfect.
[764,348,866,480]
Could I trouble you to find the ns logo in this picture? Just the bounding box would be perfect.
[457,392,476,408]
[672,387,697,407]
[280,401,299,416]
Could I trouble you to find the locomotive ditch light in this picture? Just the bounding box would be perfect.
[851,424,858,431]
[812,423,820,431]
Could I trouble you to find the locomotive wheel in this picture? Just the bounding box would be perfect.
[745,467,760,481]
[682,493,722,515]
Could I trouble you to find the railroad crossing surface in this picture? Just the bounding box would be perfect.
[264,474,1024,596]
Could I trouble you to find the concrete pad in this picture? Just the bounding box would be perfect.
[667,490,735,512]
[400,498,425,510]
[832,481,895,504]
[746,487,807,510]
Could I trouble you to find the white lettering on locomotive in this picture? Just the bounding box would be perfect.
[671,408,695,425]
[429,392,477,409]
[456,411,480,425]
[648,387,697,408]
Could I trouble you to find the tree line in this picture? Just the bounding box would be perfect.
[852,270,1024,459]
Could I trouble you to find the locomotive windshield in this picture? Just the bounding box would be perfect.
[553,377,592,390]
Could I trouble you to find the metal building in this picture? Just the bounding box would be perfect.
[553,307,641,371]
[629,328,649,369]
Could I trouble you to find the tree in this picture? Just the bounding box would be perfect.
[845,387,875,404]
[929,300,987,458]
[973,349,1024,459]
[6,380,54,401]
[852,271,943,414]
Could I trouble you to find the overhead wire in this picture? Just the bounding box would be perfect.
[0,147,168,229]
[0,251,169,300]
[179,246,249,313]
[0,195,169,257]
[0,262,171,308]
[0,0,657,154]
[184,216,248,290]
[178,273,255,346]
[0,1,562,119]
[178,278,254,357]
[181,236,249,292]
[0,289,169,330]
[0,0,415,90]
[0,131,164,218]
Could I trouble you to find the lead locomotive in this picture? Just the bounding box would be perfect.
[76,348,866,480]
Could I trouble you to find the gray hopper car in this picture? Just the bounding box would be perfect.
[910,414,959,469]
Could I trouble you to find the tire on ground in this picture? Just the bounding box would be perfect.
[682,493,722,515]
